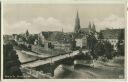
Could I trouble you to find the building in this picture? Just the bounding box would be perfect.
[73,11,96,48]
[38,31,52,45]
[74,11,96,36]
[101,29,124,50]
[79,22,96,36]
[74,11,81,34]
[53,42,71,51]
[37,31,72,51]
[75,35,87,48]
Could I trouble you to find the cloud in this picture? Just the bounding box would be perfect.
[31,17,74,33]
[4,17,74,34]
[4,21,32,34]
[32,17,64,32]
[4,15,125,34]
[93,15,125,31]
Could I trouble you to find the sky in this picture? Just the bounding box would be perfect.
[3,4,125,34]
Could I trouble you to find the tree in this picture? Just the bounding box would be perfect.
[87,33,97,59]
[3,43,23,79]
[98,31,104,40]
[8,40,18,46]
[117,29,124,56]
[104,41,113,59]
[27,35,38,44]
[20,35,27,42]
[94,41,105,57]
[18,44,27,50]
[70,36,76,51]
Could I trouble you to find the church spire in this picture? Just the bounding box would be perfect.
[92,22,96,32]
[74,10,80,34]
[25,29,29,37]
[89,21,96,34]
[76,11,79,20]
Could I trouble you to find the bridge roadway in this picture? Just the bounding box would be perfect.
[20,50,88,68]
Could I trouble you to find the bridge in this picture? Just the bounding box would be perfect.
[17,50,88,68]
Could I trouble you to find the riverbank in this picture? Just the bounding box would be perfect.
[54,56,124,79]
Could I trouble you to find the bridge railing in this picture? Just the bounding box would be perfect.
[21,50,88,68]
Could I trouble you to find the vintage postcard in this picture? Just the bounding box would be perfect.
[2,0,126,81]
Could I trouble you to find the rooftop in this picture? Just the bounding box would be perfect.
[101,29,124,39]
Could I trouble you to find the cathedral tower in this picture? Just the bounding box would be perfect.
[74,11,80,34]
[88,21,96,34]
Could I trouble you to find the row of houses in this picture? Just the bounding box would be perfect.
[3,30,73,52]
[3,28,124,51]
[74,28,124,50]
[3,11,124,52]
[35,31,72,51]
[101,29,124,50]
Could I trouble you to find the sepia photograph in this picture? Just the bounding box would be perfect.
[3,3,125,79]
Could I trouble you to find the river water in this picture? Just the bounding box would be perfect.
[16,50,39,63]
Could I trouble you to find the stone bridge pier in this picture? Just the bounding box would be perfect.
[34,57,75,77]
